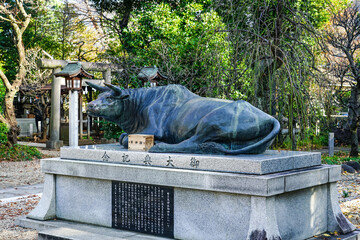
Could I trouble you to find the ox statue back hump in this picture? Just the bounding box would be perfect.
[86,83,280,154]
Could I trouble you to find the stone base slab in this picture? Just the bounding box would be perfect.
[17,217,170,240]
[23,156,357,240]
[46,140,63,150]
[16,217,360,240]
[40,158,339,197]
[60,144,321,174]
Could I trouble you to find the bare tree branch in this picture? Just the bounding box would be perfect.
[0,69,12,90]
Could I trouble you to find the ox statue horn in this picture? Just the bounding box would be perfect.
[104,83,122,95]
[104,83,129,99]
[85,81,108,92]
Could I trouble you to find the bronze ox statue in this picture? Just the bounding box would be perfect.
[86,83,280,154]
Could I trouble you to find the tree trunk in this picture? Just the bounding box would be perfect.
[5,22,28,144]
[7,125,20,145]
[3,88,19,145]
[41,111,48,140]
[348,87,360,157]
[256,56,282,114]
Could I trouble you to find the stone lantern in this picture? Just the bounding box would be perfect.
[55,62,93,147]
[137,66,167,87]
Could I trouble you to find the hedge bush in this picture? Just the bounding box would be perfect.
[0,144,42,161]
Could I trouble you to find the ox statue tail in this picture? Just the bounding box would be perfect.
[200,118,280,154]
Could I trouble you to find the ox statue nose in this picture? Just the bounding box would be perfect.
[87,103,97,114]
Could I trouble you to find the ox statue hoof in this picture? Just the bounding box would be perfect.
[119,133,128,148]
[149,143,166,153]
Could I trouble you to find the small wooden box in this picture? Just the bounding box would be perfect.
[128,134,154,151]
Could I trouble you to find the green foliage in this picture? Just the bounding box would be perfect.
[312,133,329,147]
[96,119,124,140]
[107,2,229,97]
[0,20,18,81]
[26,1,64,60]
[0,0,104,82]
[0,122,8,144]
[0,144,42,161]
[321,151,360,165]
[0,79,4,113]
[275,128,329,151]
[295,0,349,28]
[82,136,93,140]
[96,0,352,150]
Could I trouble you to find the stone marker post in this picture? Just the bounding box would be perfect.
[329,132,334,157]
[79,96,83,140]
[46,68,64,149]
[87,116,91,139]
[69,90,79,147]
[29,123,33,137]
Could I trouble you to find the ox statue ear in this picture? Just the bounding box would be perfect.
[104,83,123,96]
[85,81,108,92]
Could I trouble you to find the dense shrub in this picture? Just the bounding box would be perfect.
[333,128,360,146]
[96,119,124,140]
[0,144,42,161]
[275,129,328,151]
[0,122,8,144]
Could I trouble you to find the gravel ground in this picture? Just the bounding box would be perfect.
[0,195,40,240]
[0,159,44,190]
[0,148,59,190]
[337,172,360,228]
[0,151,358,239]
[0,147,59,239]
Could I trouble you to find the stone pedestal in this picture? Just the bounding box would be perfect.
[24,145,359,240]
[68,90,79,147]
[45,140,63,150]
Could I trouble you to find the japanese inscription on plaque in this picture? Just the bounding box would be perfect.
[112,181,174,238]
[102,151,110,162]
[166,156,175,167]
[144,154,152,165]
[190,157,200,168]
[122,153,130,162]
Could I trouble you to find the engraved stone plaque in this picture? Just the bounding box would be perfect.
[112,181,174,238]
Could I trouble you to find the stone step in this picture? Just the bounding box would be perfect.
[17,216,170,240]
[38,227,125,240]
